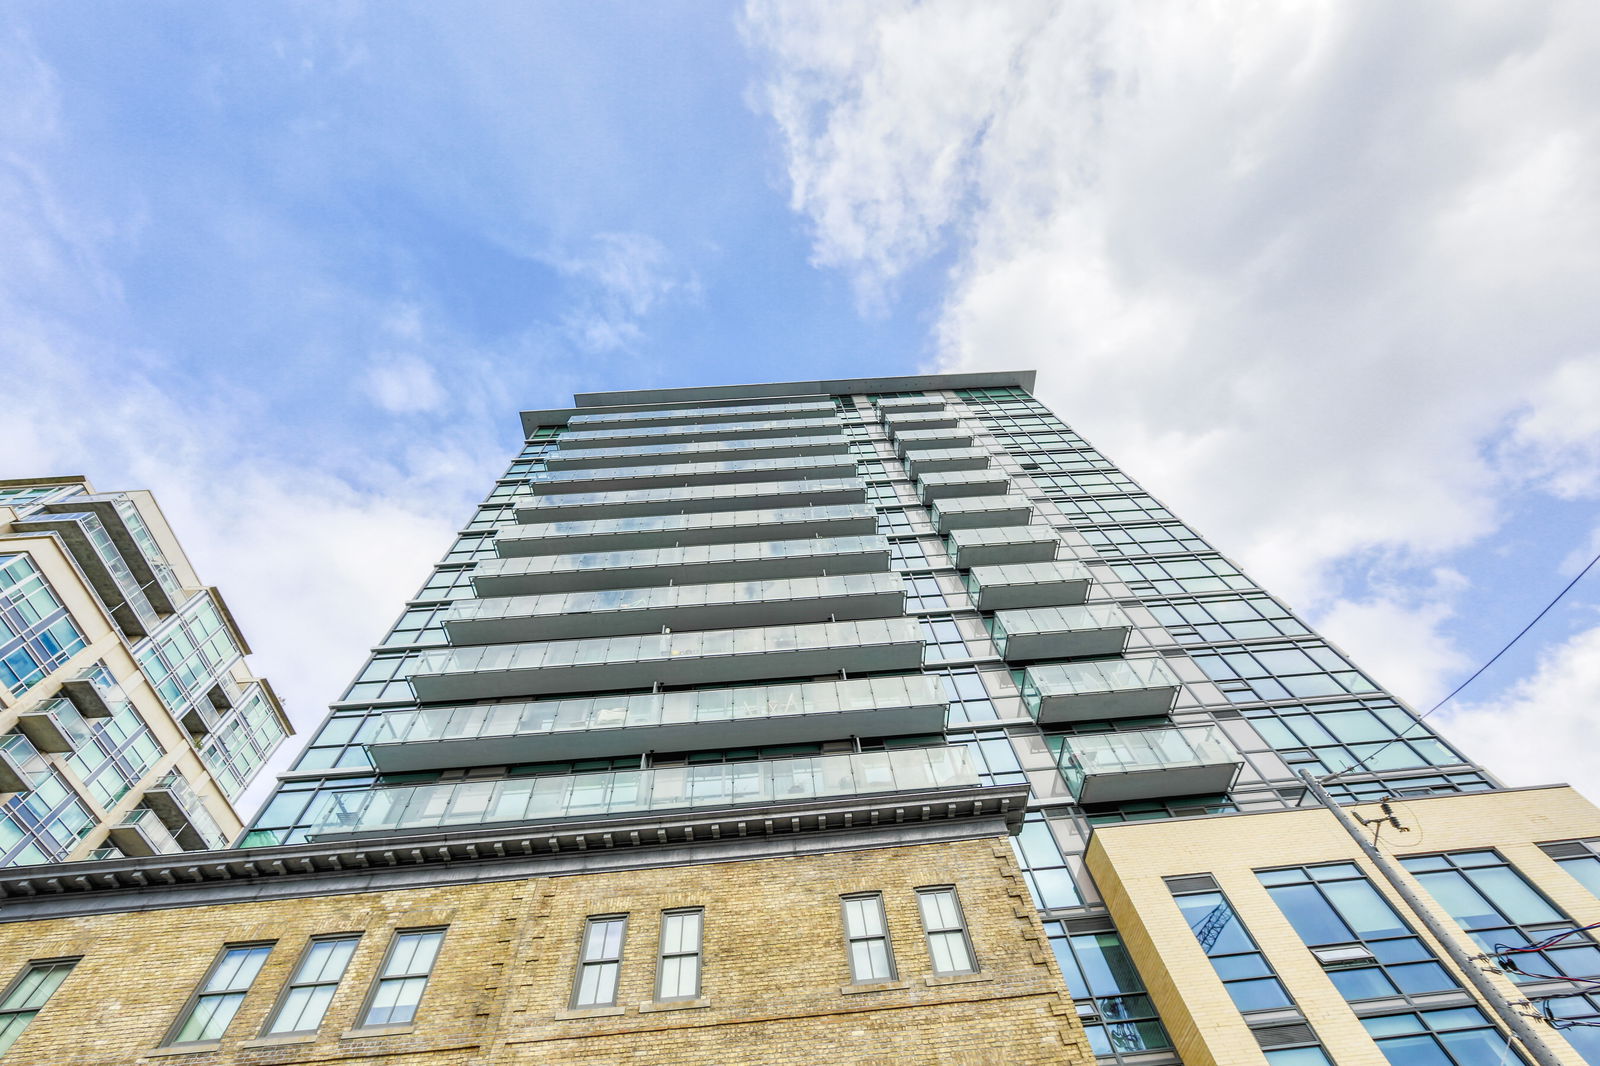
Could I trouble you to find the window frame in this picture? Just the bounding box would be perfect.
[916,886,979,976]
[0,956,79,1055]
[354,927,447,1030]
[259,932,363,1037]
[654,908,704,1002]
[571,915,628,1010]
[163,941,276,1047]
[840,892,897,984]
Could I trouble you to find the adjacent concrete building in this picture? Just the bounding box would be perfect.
[0,477,290,865]
[0,374,1595,1065]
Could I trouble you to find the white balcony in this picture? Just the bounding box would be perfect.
[930,494,1033,533]
[544,435,848,470]
[947,527,1062,567]
[1056,726,1242,804]
[991,605,1133,661]
[904,449,991,476]
[495,504,879,557]
[515,478,866,523]
[1021,660,1182,724]
[312,746,981,838]
[917,470,1012,504]
[566,400,836,431]
[556,417,841,450]
[444,571,906,644]
[366,674,948,771]
[526,454,856,494]
[895,429,975,454]
[963,561,1091,611]
[472,535,891,595]
[410,617,925,701]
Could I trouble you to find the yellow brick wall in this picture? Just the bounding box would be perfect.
[1086,785,1600,1066]
[0,834,1096,1065]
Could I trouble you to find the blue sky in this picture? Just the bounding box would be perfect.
[3,2,1598,807]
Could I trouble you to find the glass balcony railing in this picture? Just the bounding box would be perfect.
[545,434,849,469]
[515,478,866,523]
[144,771,230,850]
[895,428,975,454]
[445,571,907,644]
[12,511,159,635]
[366,674,948,771]
[947,526,1062,568]
[473,534,891,595]
[873,397,945,413]
[1055,726,1242,804]
[528,454,855,492]
[903,448,991,476]
[929,494,1033,533]
[567,400,836,431]
[884,411,960,431]
[496,504,881,557]
[12,698,89,753]
[108,806,185,857]
[991,605,1133,662]
[1022,659,1183,724]
[557,417,843,450]
[0,734,39,792]
[310,746,981,839]
[917,470,1012,503]
[963,561,1091,611]
[411,616,925,701]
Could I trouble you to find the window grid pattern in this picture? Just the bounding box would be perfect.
[1172,885,1296,1013]
[134,594,241,715]
[1044,923,1172,1058]
[264,935,360,1036]
[1077,522,1208,558]
[0,555,87,696]
[917,888,976,975]
[1361,1007,1527,1066]
[574,917,626,1008]
[362,929,445,1027]
[1192,642,1380,703]
[1245,702,1468,776]
[0,958,76,1055]
[1014,812,1081,911]
[168,943,274,1045]
[1148,594,1310,644]
[65,682,165,809]
[0,737,95,866]
[657,910,703,1001]
[842,894,895,983]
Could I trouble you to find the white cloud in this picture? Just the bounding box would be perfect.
[1440,623,1600,799]
[747,0,1600,783]
[555,232,699,353]
[363,351,448,414]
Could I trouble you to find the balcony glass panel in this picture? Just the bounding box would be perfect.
[528,454,854,491]
[895,429,975,453]
[495,504,879,556]
[567,400,835,430]
[885,412,960,431]
[964,561,1091,611]
[930,495,1034,533]
[109,806,184,856]
[145,771,230,849]
[545,435,848,469]
[947,526,1062,567]
[1055,726,1242,804]
[991,605,1133,661]
[556,417,842,450]
[516,478,866,522]
[917,471,1012,503]
[1022,659,1182,723]
[312,746,980,837]
[904,448,990,475]
[873,397,945,413]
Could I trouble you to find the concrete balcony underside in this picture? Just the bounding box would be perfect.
[10,515,155,636]
[515,479,867,523]
[444,574,907,644]
[527,456,856,494]
[555,418,841,450]
[947,527,1062,567]
[917,472,1012,503]
[411,619,925,701]
[472,538,891,595]
[38,497,179,614]
[544,436,849,470]
[1057,726,1242,804]
[495,505,880,557]
[13,709,75,753]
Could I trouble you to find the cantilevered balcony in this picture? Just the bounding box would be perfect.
[473,535,892,596]
[544,435,848,470]
[947,526,1062,567]
[10,511,159,636]
[107,807,184,857]
[991,605,1133,661]
[11,699,85,753]
[1021,660,1183,724]
[904,448,991,476]
[930,494,1033,533]
[37,494,183,614]
[515,478,866,523]
[964,561,1091,611]
[895,429,975,454]
[566,400,836,432]
[873,397,946,413]
[556,417,841,450]
[57,672,117,718]
[0,735,36,793]
[311,746,980,839]
[1056,726,1242,804]
[496,504,880,557]
[525,455,856,494]
[444,571,906,644]
[410,617,925,701]
[884,411,960,432]
[367,674,948,771]
[142,771,230,850]
[917,470,1011,504]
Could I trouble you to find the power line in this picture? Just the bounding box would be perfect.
[1322,543,1600,783]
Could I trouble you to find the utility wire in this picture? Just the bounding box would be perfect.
[1322,543,1600,782]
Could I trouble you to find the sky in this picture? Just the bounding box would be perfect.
[1,1,1597,812]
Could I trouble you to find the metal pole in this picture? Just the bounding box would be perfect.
[1297,770,1567,1066]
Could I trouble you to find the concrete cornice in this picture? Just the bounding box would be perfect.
[0,784,1028,921]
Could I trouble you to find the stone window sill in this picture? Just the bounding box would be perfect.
[339,1025,416,1040]
[839,979,910,996]
[146,1044,221,1059]
[638,997,711,1014]
[924,971,991,987]
[554,1006,627,1021]
[239,1033,318,1049]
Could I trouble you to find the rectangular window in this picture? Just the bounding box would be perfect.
[1044,922,1172,1056]
[917,887,977,975]
[1362,1006,1529,1066]
[0,554,87,696]
[573,917,626,1008]
[166,943,274,1045]
[359,928,444,1028]
[0,958,76,1055]
[262,935,361,1036]
[1169,880,1295,1014]
[1543,840,1600,900]
[842,893,895,983]
[656,910,703,1001]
